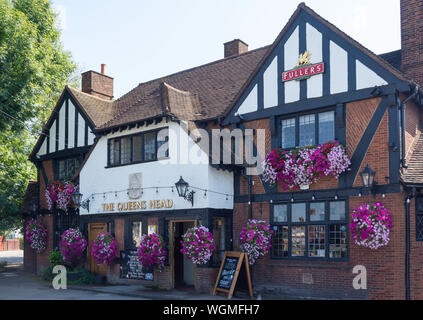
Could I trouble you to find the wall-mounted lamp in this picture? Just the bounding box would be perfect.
[360,164,377,197]
[175,176,195,207]
[71,191,90,212]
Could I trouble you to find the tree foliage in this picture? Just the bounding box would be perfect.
[0,0,77,234]
[0,0,76,133]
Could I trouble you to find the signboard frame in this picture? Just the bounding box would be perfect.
[212,251,253,299]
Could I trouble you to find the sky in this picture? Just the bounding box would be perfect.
[51,0,401,98]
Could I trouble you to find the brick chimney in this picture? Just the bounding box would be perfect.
[224,39,248,58]
[81,64,114,100]
[401,0,423,86]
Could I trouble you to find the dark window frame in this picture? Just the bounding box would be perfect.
[277,107,336,150]
[54,156,83,181]
[106,127,169,168]
[270,199,349,261]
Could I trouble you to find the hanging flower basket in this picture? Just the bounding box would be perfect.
[91,233,118,266]
[350,202,392,250]
[180,226,216,265]
[240,220,273,265]
[59,228,87,268]
[45,181,78,211]
[262,140,351,190]
[137,233,167,271]
[25,219,48,253]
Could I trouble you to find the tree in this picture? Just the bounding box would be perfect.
[0,130,36,235]
[0,0,76,133]
[0,0,77,234]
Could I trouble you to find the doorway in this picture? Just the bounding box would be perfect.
[172,221,195,289]
[88,223,108,275]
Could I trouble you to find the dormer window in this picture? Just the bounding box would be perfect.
[107,127,169,167]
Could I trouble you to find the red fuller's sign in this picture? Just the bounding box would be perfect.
[283,62,324,82]
[283,50,324,82]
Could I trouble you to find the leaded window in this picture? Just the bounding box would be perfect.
[280,110,336,149]
[271,200,348,260]
[107,128,169,167]
[56,157,82,181]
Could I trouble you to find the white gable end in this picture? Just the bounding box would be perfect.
[356,59,388,90]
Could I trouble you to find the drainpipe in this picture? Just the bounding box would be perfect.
[400,83,419,168]
[241,168,253,219]
[404,187,415,301]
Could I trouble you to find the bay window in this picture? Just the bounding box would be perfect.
[271,200,348,260]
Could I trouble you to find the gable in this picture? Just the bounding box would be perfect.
[229,5,406,120]
[34,90,96,159]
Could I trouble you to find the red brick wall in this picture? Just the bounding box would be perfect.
[39,160,54,210]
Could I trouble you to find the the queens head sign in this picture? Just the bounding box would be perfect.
[282,50,324,82]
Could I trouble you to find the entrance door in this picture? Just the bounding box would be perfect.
[88,223,108,275]
[173,221,195,288]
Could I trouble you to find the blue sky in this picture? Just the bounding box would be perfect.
[51,0,401,98]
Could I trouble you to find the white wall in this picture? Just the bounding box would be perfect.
[79,121,234,215]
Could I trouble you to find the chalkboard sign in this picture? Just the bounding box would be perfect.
[213,252,253,299]
[119,250,154,281]
[216,256,239,289]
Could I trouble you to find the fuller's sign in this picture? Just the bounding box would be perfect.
[283,50,324,82]
[283,62,324,82]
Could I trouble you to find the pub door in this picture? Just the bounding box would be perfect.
[173,221,195,288]
[88,223,108,275]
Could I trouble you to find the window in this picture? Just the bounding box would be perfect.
[212,217,226,265]
[107,128,169,167]
[57,157,81,180]
[271,200,348,259]
[280,110,335,149]
[131,221,142,248]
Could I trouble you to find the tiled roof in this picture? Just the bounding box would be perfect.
[379,50,402,71]
[19,181,38,215]
[401,133,423,185]
[71,46,270,132]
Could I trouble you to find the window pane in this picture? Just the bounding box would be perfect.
[157,128,169,159]
[330,201,346,221]
[308,226,325,257]
[329,224,347,258]
[110,139,120,165]
[59,160,66,179]
[292,203,306,223]
[299,114,316,146]
[67,159,75,178]
[292,226,306,256]
[132,221,142,248]
[272,226,289,257]
[212,217,226,265]
[281,118,296,149]
[121,137,131,165]
[132,135,143,162]
[144,132,156,161]
[318,111,335,144]
[274,205,288,223]
[310,202,326,222]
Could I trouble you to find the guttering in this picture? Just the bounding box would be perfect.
[404,187,416,300]
[400,83,419,169]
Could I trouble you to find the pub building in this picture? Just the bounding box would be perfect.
[20,1,423,299]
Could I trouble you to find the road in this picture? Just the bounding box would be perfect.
[0,265,145,300]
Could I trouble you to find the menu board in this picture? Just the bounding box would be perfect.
[119,250,154,281]
[213,252,253,299]
[216,256,239,290]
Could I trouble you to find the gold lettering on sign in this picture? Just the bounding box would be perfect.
[101,199,173,213]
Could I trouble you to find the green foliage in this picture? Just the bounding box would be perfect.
[0,0,77,235]
[48,248,64,267]
[40,265,95,285]
[0,130,36,235]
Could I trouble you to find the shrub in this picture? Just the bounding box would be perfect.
[48,249,64,267]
